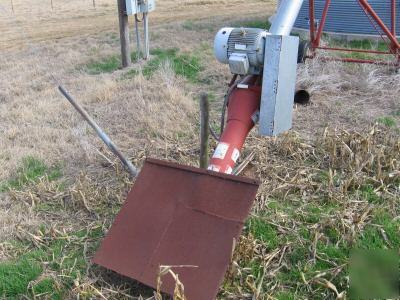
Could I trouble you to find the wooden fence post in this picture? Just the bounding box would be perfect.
[117,0,131,68]
[200,93,210,169]
[10,0,14,13]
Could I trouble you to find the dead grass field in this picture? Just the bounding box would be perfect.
[0,0,399,299]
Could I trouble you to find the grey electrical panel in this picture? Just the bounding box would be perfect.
[259,34,299,137]
[126,0,155,15]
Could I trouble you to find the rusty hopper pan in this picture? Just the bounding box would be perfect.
[93,158,259,299]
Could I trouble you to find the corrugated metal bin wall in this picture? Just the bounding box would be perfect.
[277,0,400,37]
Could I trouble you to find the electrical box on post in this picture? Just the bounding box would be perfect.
[126,0,155,15]
[259,34,299,137]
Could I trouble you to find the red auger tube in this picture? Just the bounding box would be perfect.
[208,76,262,174]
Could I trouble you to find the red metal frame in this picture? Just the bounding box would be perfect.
[308,0,400,66]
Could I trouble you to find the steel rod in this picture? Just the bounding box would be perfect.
[143,12,150,60]
[200,93,210,169]
[317,46,393,55]
[391,0,396,37]
[309,0,316,49]
[135,15,141,59]
[315,0,331,46]
[391,0,397,54]
[319,56,399,66]
[58,86,138,177]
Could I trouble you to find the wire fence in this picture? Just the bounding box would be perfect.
[7,0,97,13]
[0,0,119,54]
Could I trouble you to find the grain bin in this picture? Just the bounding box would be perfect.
[277,0,400,39]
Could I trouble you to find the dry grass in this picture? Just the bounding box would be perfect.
[222,125,399,298]
[295,58,400,137]
[0,0,399,298]
[0,0,276,50]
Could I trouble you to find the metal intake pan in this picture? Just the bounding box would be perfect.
[93,158,259,300]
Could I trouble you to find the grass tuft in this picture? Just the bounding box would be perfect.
[86,49,202,82]
[327,38,392,60]
[0,257,42,298]
[376,116,397,128]
[143,48,202,82]
[86,52,139,74]
[0,156,61,192]
[86,55,121,74]
[0,226,105,299]
[247,217,279,250]
[32,278,62,299]
[222,126,399,299]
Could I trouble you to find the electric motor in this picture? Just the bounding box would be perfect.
[214,27,268,75]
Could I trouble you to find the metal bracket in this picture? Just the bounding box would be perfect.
[259,34,299,136]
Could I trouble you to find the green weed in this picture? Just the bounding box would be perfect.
[276,291,296,300]
[329,38,391,60]
[0,257,42,298]
[86,55,120,74]
[376,116,397,128]
[360,185,382,204]
[32,278,62,299]
[86,49,202,81]
[207,92,217,103]
[0,226,104,299]
[247,217,279,250]
[86,51,139,74]
[143,48,202,82]
[121,68,139,80]
[0,157,61,192]
[356,210,400,249]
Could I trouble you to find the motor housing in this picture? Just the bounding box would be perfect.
[214,27,268,75]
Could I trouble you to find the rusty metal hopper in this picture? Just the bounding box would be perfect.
[93,158,259,299]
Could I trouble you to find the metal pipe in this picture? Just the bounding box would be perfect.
[319,56,399,66]
[269,0,304,36]
[294,90,310,105]
[391,0,396,37]
[309,0,316,49]
[315,0,331,46]
[143,12,150,60]
[58,86,138,177]
[135,14,141,59]
[318,46,393,55]
[208,76,261,175]
[391,0,397,53]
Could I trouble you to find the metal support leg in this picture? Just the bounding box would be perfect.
[143,12,150,60]
[135,14,141,60]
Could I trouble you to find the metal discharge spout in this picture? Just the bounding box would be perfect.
[269,0,304,36]
[208,76,261,174]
